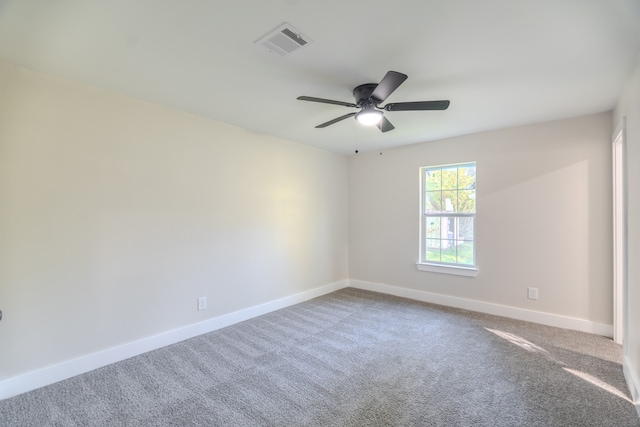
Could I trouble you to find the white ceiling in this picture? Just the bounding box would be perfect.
[1,0,639,154]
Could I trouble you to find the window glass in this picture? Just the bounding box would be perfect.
[420,163,476,269]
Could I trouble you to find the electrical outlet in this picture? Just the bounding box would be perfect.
[198,297,207,311]
[527,287,539,300]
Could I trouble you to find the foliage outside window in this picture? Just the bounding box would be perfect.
[420,162,476,269]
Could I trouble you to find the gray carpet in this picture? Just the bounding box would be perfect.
[1,288,638,426]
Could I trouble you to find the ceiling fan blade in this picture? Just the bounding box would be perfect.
[377,116,395,132]
[370,71,408,103]
[384,100,450,111]
[297,96,357,108]
[316,113,357,128]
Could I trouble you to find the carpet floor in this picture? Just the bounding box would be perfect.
[1,288,638,426]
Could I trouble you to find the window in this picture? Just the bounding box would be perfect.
[418,162,477,276]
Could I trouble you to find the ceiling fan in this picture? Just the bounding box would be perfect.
[297,71,450,132]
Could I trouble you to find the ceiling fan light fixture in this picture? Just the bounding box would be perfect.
[356,109,383,126]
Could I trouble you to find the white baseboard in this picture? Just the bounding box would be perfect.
[0,280,348,400]
[624,356,640,418]
[0,279,616,401]
[348,280,613,337]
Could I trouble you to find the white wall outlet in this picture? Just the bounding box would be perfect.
[527,287,539,300]
[197,297,207,311]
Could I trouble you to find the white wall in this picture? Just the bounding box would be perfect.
[349,113,613,327]
[614,54,640,414]
[0,58,622,400]
[0,61,349,381]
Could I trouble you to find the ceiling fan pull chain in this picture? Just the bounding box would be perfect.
[354,119,359,154]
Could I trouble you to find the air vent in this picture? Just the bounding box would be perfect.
[255,23,312,56]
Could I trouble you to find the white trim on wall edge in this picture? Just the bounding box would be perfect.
[348,279,613,337]
[624,357,640,418]
[0,280,348,400]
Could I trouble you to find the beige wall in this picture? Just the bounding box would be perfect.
[349,113,613,324]
[614,54,640,407]
[0,62,349,379]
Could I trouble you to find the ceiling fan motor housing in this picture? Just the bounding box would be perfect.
[352,83,378,107]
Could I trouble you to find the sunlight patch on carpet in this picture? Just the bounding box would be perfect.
[563,368,631,403]
[485,328,549,354]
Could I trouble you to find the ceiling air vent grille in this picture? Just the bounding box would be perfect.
[255,23,312,56]
[281,28,307,46]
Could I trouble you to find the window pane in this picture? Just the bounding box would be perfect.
[426,216,452,240]
[457,217,474,241]
[458,165,476,189]
[440,239,456,263]
[440,217,449,239]
[456,241,474,265]
[425,217,441,238]
[442,190,457,212]
[425,191,442,213]
[441,167,458,190]
[458,190,476,213]
[425,240,441,261]
[444,217,455,241]
[424,169,441,191]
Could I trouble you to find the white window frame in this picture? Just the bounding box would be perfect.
[417,162,478,277]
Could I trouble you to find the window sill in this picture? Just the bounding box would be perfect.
[416,262,478,277]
